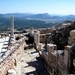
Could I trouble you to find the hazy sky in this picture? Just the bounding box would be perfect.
[0,0,75,15]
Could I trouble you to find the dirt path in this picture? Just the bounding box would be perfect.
[15,48,46,75]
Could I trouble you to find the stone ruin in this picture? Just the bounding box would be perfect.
[0,18,75,75]
[36,21,75,75]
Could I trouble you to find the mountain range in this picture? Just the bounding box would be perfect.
[0,13,75,22]
[0,13,75,32]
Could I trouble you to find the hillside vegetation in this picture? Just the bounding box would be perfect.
[0,16,56,32]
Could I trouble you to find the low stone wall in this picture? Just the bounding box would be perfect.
[0,42,25,75]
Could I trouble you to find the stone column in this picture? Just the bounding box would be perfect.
[64,46,71,67]
[47,44,55,62]
[11,16,14,36]
[11,16,15,43]
[34,30,40,45]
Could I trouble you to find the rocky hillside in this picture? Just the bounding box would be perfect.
[49,20,75,49]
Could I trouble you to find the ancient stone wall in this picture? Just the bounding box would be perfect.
[0,42,25,75]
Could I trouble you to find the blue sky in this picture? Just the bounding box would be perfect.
[0,0,75,15]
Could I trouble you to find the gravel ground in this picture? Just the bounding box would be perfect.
[15,48,47,75]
